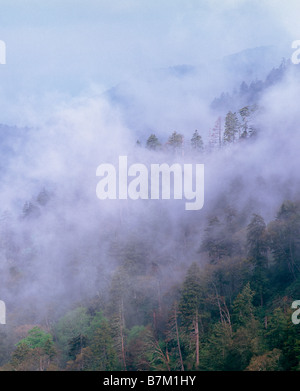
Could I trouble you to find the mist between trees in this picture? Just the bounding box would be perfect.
[0,61,300,371]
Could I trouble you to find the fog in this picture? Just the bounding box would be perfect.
[0,1,299,327]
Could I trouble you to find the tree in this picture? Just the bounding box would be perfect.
[167,131,183,155]
[65,312,119,371]
[232,283,255,328]
[54,307,91,365]
[247,214,268,260]
[190,130,203,152]
[265,306,300,370]
[108,268,129,371]
[12,327,56,371]
[67,334,88,361]
[223,111,239,144]
[88,316,119,371]
[230,283,262,369]
[239,105,258,138]
[22,201,40,219]
[265,307,288,351]
[179,263,203,369]
[247,214,269,306]
[239,81,249,96]
[201,216,236,263]
[65,347,93,371]
[0,329,14,367]
[199,321,233,370]
[268,201,300,284]
[36,188,50,206]
[10,343,32,371]
[146,134,160,151]
[246,348,282,371]
[126,326,156,370]
[165,302,184,370]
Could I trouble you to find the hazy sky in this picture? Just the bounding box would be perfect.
[0,0,300,323]
[0,0,299,123]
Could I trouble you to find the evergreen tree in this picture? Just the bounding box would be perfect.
[190,130,203,152]
[146,134,160,151]
[247,214,268,260]
[246,348,283,371]
[12,327,56,371]
[268,201,300,283]
[165,302,185,371]
[230,283,261,369]
[88,317,119,371]
[239,105,258,138]
[54,307,91,365]
[126,325,160,371]
[232,282,255,328]
[67,334,88,361]
[167,131,183,155]
[247,214,269,306]
[179,263,203,369]
[199,321,233,370]
[201,216,237,263]
[239,106,250,138]
[265,306,300,370]
[223,111,239,144]
[36,188,50,206]
[108,267,130,370]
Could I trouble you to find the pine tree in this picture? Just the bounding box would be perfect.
[165,302,184,370]
[54,307,91,365]
[232,282,255,328]
[167,131,183,155]
[246,348,282,371]
[191,130,203,152]
[199,321,233,370]
[247,214,268,260]
[201,216,234,263]
[247,214,269,306]
[68,334,87,361]
[36,188,50,206]
[110,302,127,371]
[146,134,160,151]
[223,111,239,144]
[179,263,203,368]
[230,283,261,369]
[89,318,119,371]
[126,325,163,371]
[108,266,130,371]
[268,201,300,283]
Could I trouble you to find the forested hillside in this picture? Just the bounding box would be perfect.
[0,59,299,370]
[0,184,299,371]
